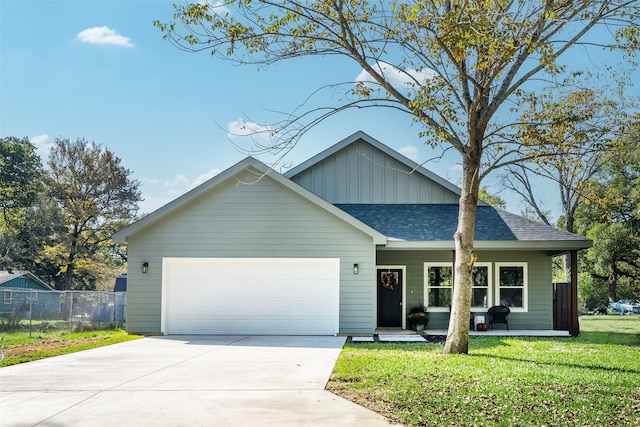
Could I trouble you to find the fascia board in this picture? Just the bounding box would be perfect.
[382,240,592,251]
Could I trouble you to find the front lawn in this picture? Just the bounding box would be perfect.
[0,328,142,367]
[327,315,640,426]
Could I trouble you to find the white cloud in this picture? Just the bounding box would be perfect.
[227,118,272,137]
[30,134,52,160]
[164,174,189,188]
[198,0,231,15]
[355,63,436,92]
[142,177,160,185]
[398,145,419,162]
[76,26,134,48]
[226,118,275,145]
[188,168,221,190]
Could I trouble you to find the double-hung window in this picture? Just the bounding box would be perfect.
[424,263,453,311]
[495,263,528,311]
[471,263,492,310]
[4,290,12,304]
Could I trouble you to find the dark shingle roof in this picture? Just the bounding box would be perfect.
[335,204,589,242]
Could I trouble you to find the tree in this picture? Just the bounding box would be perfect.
[576,123,640,303]
[478,186,506,210]
[156,1,639,353]
[500,80,634,279]
[46,138,142,290]
[0,137,43,219]
[0,136,45,270]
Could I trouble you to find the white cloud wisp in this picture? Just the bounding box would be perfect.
[76,26,134,48]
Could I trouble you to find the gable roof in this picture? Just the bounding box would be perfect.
[336,204,592,253]
[113,157,386,245]
[0,270,55,290]
[284,131,481,204]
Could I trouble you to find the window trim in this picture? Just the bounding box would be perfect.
[4,289,12,304]
[495,262,528,312]
[423,262,454,312]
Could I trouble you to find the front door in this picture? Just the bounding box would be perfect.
[377,268,403,327]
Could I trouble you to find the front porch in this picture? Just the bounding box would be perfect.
[345,327,571,343]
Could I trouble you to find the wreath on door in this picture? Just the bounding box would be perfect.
[381,272,397,290]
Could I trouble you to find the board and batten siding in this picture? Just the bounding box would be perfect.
[125,171,377,334]
[377,249,554,330]
[290,139,459,204]
[0,277,46,290]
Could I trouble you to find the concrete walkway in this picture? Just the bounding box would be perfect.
[0,335,392,426]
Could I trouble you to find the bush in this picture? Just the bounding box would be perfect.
[0,313,23,331]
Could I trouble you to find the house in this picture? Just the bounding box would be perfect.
[113,132,591,336]
[0,269,61,319]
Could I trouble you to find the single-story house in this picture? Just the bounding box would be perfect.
[113,131,591,336]
[0,269,61,319]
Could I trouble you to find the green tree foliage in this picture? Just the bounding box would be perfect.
[0,137,43,219]
[45,138,142,290]
[156,1,639,353]
[478,186,506,209]
[0,137,47,270]
[576,124,640,304]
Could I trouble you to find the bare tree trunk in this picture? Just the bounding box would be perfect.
[65,237,78,291]
[444,154,480,354]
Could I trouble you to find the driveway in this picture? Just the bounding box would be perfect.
[0,335,392,426]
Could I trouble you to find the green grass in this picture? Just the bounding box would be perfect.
[327,315,640,426]
[0,328,142,367]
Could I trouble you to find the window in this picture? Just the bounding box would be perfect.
[424,263,453,311]
[4,290,12,304]
[471,263,492,309]
[27,290,38,305]
[495,263,528,311]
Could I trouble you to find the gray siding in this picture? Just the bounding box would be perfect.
[126,170,377,334]
[290,140,459,204]
[377,250,553,330]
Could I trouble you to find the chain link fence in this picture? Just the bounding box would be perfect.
[0,290,126,332]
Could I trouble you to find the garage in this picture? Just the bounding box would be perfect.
[161,258,340,335]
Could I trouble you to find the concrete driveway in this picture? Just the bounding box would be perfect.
[0,335,392,426]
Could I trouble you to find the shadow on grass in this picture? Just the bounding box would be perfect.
[469,351,640,375]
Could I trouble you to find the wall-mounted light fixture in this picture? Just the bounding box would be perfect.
[142,262,149,274]
[353,263,359,274]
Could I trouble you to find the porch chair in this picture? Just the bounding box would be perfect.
[488,305,511,330]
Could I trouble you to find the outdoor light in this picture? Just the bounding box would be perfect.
[353,263,359,274]
[142,262,149,274]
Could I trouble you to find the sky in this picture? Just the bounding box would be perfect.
[1,1,637,219]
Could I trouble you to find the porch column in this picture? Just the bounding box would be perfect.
[570,250,579,336]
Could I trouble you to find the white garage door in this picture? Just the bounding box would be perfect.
[162,258,340,335]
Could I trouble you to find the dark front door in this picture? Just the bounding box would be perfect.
[377,268,403,327]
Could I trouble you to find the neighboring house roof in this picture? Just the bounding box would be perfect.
[0,270,55,290]
[336,204,591,253]
[113,157,387,245]
[284,131,485,205]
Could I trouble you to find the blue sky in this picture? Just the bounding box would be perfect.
[1,1,636,218]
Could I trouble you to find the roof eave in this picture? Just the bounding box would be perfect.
[381,239,592,252]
